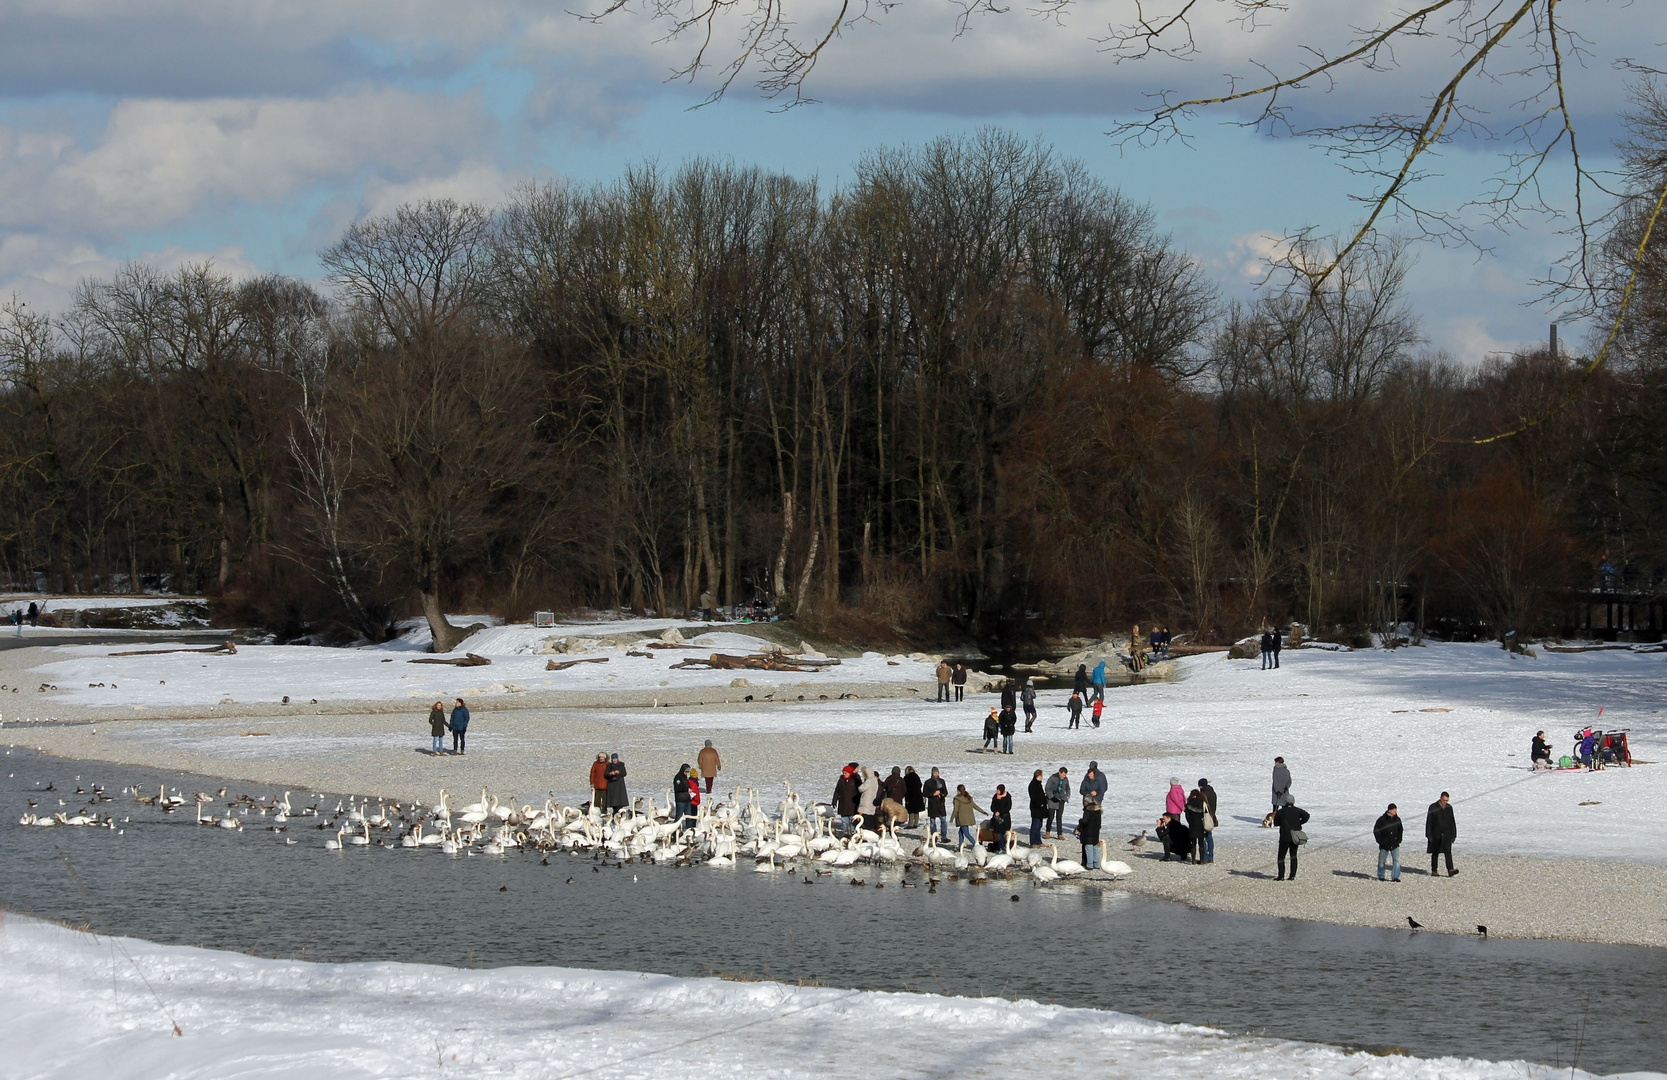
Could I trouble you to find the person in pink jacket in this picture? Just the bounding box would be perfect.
[1165,777,1186,816]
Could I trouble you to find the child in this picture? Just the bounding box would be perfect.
[1067,693,1083,729]
[1090,697,1104,728]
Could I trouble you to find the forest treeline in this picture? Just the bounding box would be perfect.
[3,127,1666,650]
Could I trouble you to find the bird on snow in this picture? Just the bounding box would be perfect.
[1477,925,1488,938]
[1407,916,1422,930]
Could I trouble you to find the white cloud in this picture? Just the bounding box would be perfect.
[0,233,259,313]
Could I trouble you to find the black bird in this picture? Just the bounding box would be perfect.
[1477,925,1488,937]
[1407,916,1422,930]
[803,877,813,884]
[566,877,575,884]
[499,885,508,892]
[540,857,549,866]
[592,866,600,873]
[1010,895,1020,902]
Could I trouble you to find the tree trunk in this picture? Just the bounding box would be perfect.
[421,588,466,653]
[773,491,794,598]
[796,529,820,614]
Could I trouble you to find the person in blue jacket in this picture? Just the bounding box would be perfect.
[449,698,471,755]
[1091,659,1107,702]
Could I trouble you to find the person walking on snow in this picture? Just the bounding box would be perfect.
[697,740,721,793]
[982,708,1000,753]
[448,698,470,755]
[1020,679,1037,732]
[1067,692,1083,729]
[951,663,968,702]
[1274,795,1310,880]
[1044,767,1070,838]
[427,701,447,754]
[1073,664,1089,701]
[1373,803,1403,881]
[1270,757,1292,815]
[1091,659,1108,702]
[951,784,980,848]
[1426,792,1458,876]
[1090,697,1104,728]
[937,659,953,702]
[924,768,948,840]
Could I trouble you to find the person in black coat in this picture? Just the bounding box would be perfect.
[1077,799,1103,869]
[951,663,968,701]
[1157,812,1191,862]
[998,706,1017,754]
[883,766,906,805]
[988,784,1013,853]
[603,754,629,813]
[1269,626,1282,668]
[1373,803,1403,881]
[1000,680,1017,711]
[1425,792,1458,876]
[1027,770,1048,847]
[923,768,948,840]
[1067,692,1083,729]
[1530,731,1553,770]
[1184,789,1208,865]
[1260,630,1275,670]
[1273,795,1310,880]
[833,764,859,831]
[903,765,925,829]
[982,708,1000,753]
[1197,778,1218,863]
[1073,664,1089,699]
[672,765,694,828]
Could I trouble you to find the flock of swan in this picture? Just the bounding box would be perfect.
[18,779,1135,884]
[6,748,1136,889]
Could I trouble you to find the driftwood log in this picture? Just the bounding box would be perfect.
[409,652,492,667]
[669,652,821,672]
[546,656,610,671]
[109,641,237,657]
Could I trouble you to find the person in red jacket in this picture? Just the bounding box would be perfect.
[1090,697,1104,728]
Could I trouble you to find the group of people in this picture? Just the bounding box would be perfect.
[1154,776,1221,865]
[978,679,1041,751]
[7,600,41,635]
[425,699,471,754]
[934,661,971,702]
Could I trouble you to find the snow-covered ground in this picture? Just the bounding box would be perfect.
[29,617,931,707]
[1,915,1649,1080]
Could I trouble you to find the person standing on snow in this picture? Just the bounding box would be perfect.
[924,768,949,840]
[1197,778,1218,863]
[603,753,629,814]
[1374,803,1403,881]
[951,784,980,848]
[857,767,882,831]
[1079,761,1108,806]
[1184,788,1209,864]
[427,701,448,754]
[697,740,721,793]
[1000,680,1018,712]
[1165,776,1186,819]
[833,763,859,834]
[1067,692,1083,729]
[1270,757,1292,815]
[672,764,694,827]
[951,662,968,702]
[1274,795,1310,880]
[1027,770,1048,847]
[998,706,1017,754]
[988,784,1013,853]
[1073,664,1089,701]
[982,707,1000,753]
[448,698,470,755]
[1044,767,1070,839]
[937,659,953,702]
[1269,625,1283,668]
[1020,679,1037,732]
[1425,792,1458,877]
[1090,697,1104,728]
[1077,797,1103,869]
[1259,628,1274,669]
[1091,659,1108,702]
[590,753,609,810]
[904,765,925,829]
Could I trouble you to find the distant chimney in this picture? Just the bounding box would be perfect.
[1550,323,1558,359]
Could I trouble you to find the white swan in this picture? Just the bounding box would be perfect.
[1049,843,1086,876]
[347,822,371,846]
[324,828,344,851]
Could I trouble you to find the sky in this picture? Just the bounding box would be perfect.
[2,0,1663,360]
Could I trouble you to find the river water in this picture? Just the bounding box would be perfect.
[2,748,1661,1074]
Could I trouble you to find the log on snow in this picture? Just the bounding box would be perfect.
[109,642,238,657]
[545,656,610,671]
[409,652,492,666]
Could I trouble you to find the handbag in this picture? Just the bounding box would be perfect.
[1291,828,1308,845]
[1203,812,1217,832]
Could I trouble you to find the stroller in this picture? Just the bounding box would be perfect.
[1571,728,1632,768]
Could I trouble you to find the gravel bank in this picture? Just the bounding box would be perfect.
[8,699,1665,950]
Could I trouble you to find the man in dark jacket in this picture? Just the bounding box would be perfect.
[672,764,694,828]
[951,663,968,701]
[1044,767,1070,839]
[936,659,952,702]
[1373,803,1403,881]
[1000,680,1017,711]
[1273,795,1310,880]
[1530,731,1553,770]
[883,766,906,804]
[1425,792,1458,876]
[1067,692,1083,730]
[1073,664,1089,700]
[1027,770,1048,846]
[1197,778,1218,863]
[923,768,948,840]
[1269,626,1282,668]
[1020,680,1037,731]
[833,764,859,832]
[449,699,470,755]
[998,706,1017,754]
[1079,761,1109,805]
[1260,629,1275,669]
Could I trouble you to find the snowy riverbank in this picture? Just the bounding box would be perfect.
[1,914,1654,1080]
